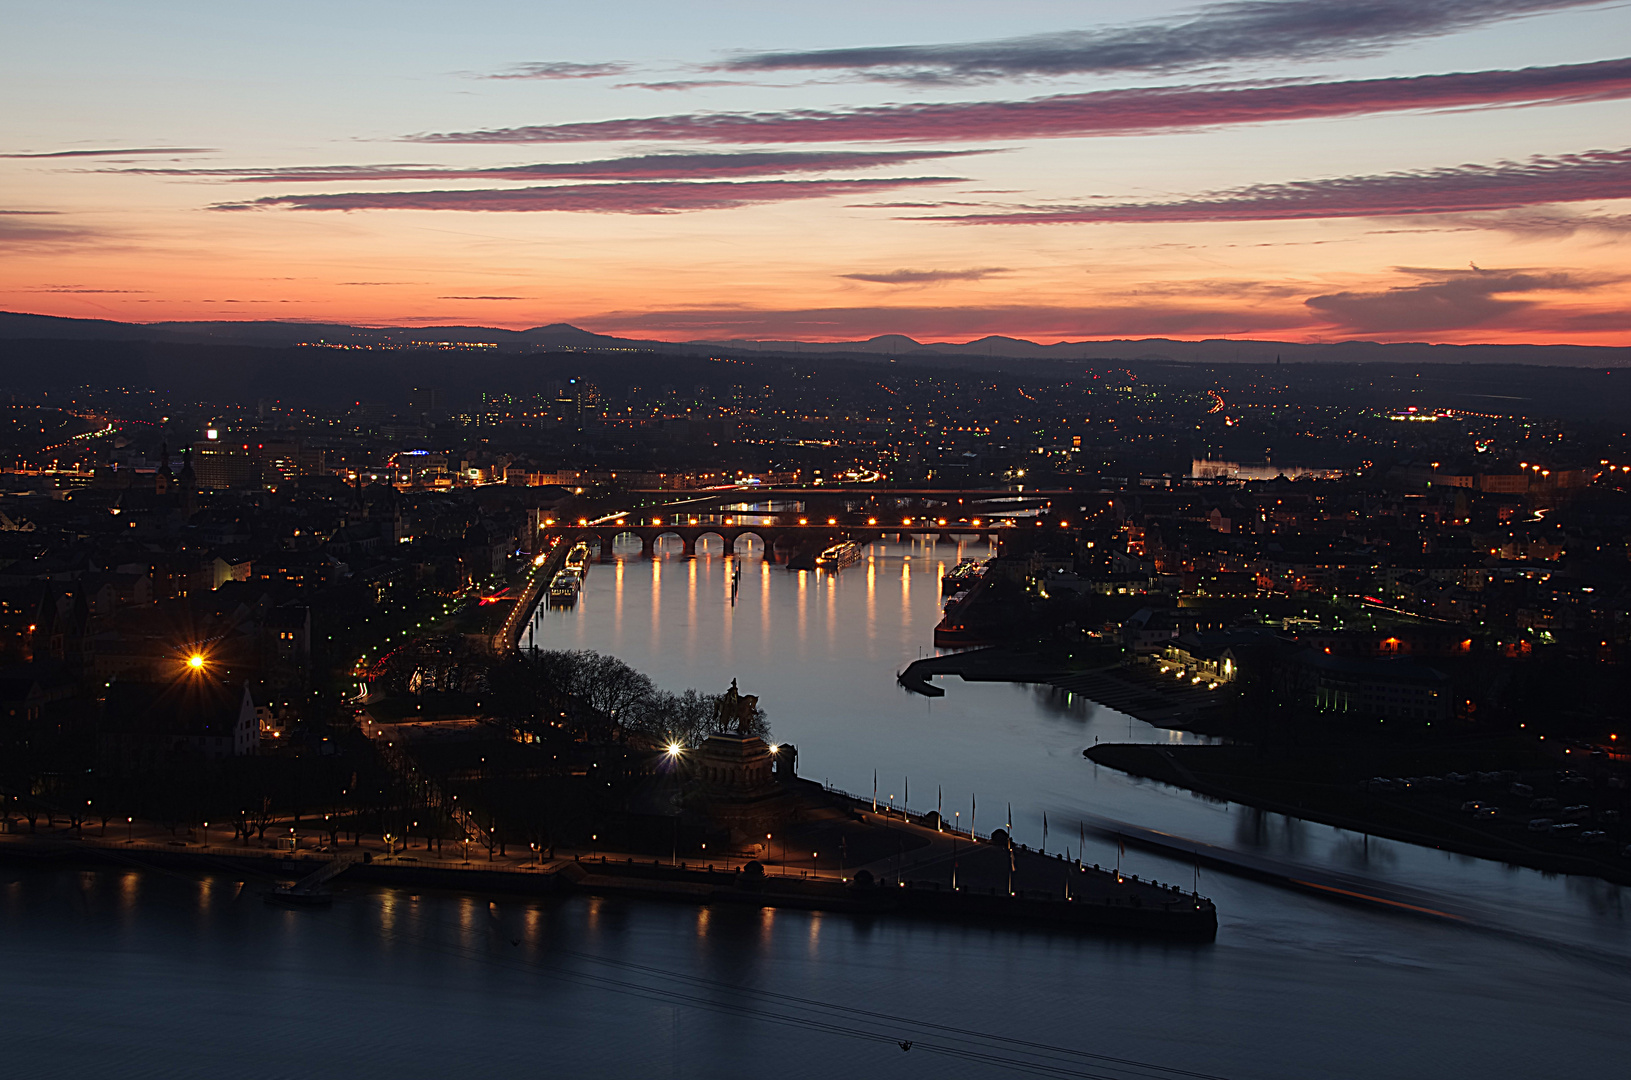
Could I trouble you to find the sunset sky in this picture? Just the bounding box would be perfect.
[5,0,1630,344]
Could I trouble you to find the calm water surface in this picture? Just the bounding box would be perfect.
[3,540,1626,1079]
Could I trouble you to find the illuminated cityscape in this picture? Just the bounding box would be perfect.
[3,2,1630,1077]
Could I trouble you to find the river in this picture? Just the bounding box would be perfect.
[3,539,1626,1079]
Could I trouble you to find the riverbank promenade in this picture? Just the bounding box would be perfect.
[0,799,1216,939]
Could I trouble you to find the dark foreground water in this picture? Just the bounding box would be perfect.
[3,540,1626,1079]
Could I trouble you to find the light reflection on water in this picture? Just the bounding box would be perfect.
[1,868,1626,1080]
[527,538,1630,955]
[3,540,1622,1077]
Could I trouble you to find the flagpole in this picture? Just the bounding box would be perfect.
[872,770,877,812]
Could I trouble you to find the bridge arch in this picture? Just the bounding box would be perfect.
[607,529,647,555]
[566,530,607,555]
[725,530,768,556]
[651,530,687,556]
[693,530,729,557]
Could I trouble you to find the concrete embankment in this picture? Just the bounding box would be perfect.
[0,837,567,897]
[896,648,1071,697]
[0,828,1216,940]
[491,536,568,653]
[562,855,1215,938]
[896,651,1227,731]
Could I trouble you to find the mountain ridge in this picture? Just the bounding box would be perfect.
[2,311,1628,367]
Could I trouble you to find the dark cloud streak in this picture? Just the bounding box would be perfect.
[1,147,214,158]
[104,150,987,183]
[486,62,631,80]
[217,177,963,215]
[923,147,1631,225]
[413,57,1631,144]
[721,0,1608,83]
[1305,268,1611,332]
[840,267,1009,284]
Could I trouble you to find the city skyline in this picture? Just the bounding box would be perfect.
[5,0,1631,345]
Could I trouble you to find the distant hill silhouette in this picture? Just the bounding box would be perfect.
[2,310,1628,367]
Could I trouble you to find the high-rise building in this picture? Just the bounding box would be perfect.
[192,432,265,489]
[408,387,442,422]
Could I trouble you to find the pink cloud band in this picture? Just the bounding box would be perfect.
[413,57,1631,144]
[218,177,962,214]
[923,147,1631,225]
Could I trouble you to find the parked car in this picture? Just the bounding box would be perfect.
[1529,797,1560,812]
[1460,801,1487,814]
[1551,823,1581,835]
[1528,818,1554,832]
[1509,783,1534,798]
[1560,805,1591,822]
[1577,831,1610,846]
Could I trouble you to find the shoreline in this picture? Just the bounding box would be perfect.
[0,812,1218,941]
[898,647,1235,732]
[1085,743,1631,887]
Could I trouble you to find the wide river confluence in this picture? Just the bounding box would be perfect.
[4,539,1626,1079]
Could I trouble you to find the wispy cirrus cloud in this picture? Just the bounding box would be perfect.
[215,177,962,215]
[613,80,759,92]
[485,61,632,81]
[102,149,987,183]
[412,57,1631,145]
[840,267,1009,284]
[1305,266,1617,332]
[719,0,1609,84]
[0,210,99,249]
[437,295,527,300]
[921,147,1631,226]
[0,147,214,158]
[1421,208,1631,236]
[27,286,148,294]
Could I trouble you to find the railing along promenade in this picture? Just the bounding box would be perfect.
[492,535,566,655]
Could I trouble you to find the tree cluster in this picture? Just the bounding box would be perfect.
[491,649,770,747]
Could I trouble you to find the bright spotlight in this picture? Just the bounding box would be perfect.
[187,654,205,670]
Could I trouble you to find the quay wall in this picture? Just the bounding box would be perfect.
[0,834,1216,940]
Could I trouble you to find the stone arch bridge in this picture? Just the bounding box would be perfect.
[565,524,1004,558]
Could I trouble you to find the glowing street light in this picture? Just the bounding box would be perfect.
[187,654,205,671]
